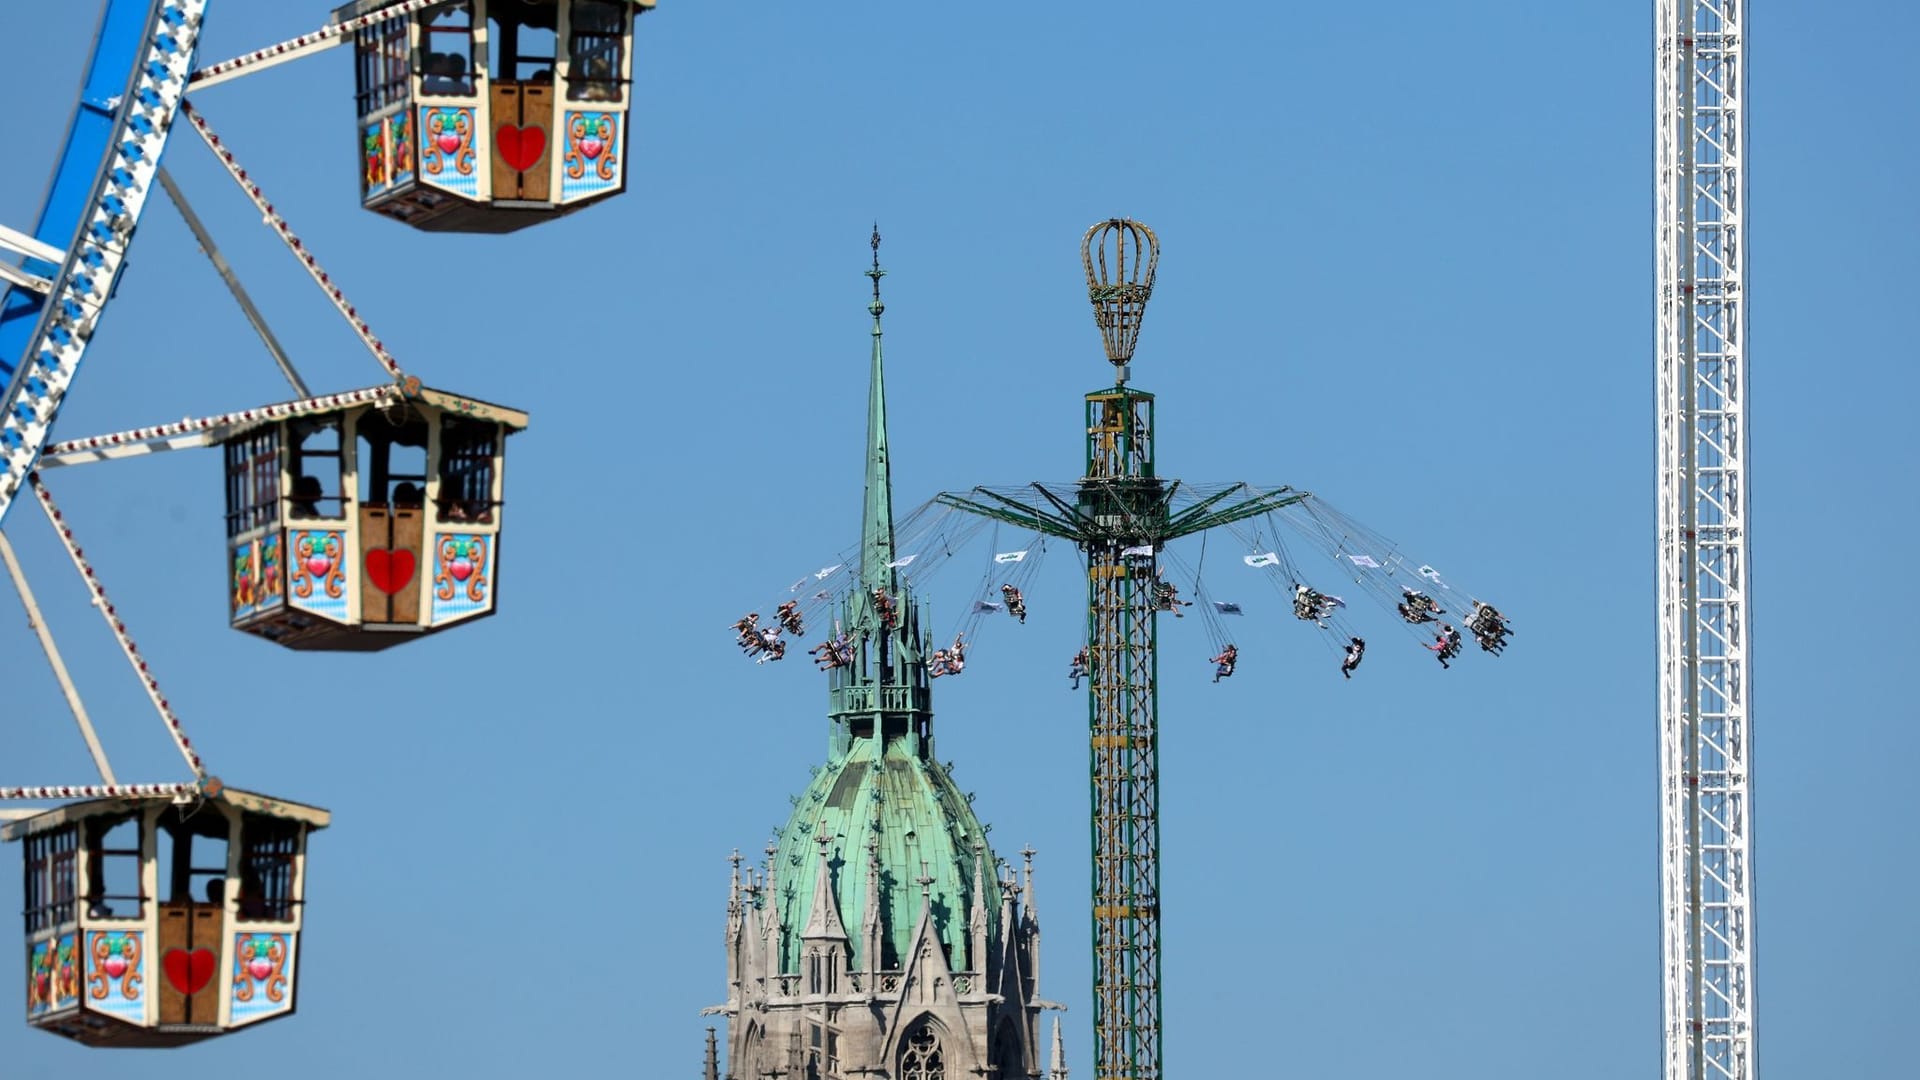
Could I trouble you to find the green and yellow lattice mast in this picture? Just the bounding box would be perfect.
[938,220,1308,1080]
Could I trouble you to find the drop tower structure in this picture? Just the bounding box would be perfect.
[1655,3,1759,1078]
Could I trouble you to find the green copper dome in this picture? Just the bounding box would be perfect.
[772,735,997,973]
[764,231,999,976]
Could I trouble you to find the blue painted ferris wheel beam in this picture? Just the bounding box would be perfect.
[0,0,209,527]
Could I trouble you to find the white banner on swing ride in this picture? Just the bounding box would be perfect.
[973,600,1005,613]
[994,550,1029,564]
[815,564,844,580]
[888,554,918,568]
[1213,601,1245,615]
[1417,564,1447,585]
[1122,544,1154,557]
[1346,554,1381,569]
[1244,552,1281,568]
[788,577,808,593]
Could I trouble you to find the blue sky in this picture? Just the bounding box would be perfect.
[2,2,1916,1076]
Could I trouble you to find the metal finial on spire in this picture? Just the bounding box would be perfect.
[1081,218,1159,384]
[867,223,887,320]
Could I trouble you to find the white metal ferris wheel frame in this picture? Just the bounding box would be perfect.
[1655,2,1756,1079]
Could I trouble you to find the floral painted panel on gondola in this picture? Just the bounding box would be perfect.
[419,106,479,197]
[288,530,349,621]
[389,112,415,186]
[429,532,492,625]
[26,934,79,1018]
[85,930,146,1025]
[363,121,389,197]
[230,933,295,1026]
[559,111,622,201]
[232,535,285,621]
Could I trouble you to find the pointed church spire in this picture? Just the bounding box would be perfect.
[802,825,850,942]
[860,224,897,594]
[831,227,934,747]
[1021,845,1040,927]
[862,833,884,974]
[968,841,989,975]
[1050,1017,1069,1080]
[762,840,784,972]
[703,1027,721,1080]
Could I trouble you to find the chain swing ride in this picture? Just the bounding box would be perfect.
[727,220,1516,1080]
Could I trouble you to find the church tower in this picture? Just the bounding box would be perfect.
[707,232,1050,1079]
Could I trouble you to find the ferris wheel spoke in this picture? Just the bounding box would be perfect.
[0,225,61,295]
[36,384,402,468]
[156,167,310,397]
[0,532,117,786]
[1,783,198,802]
[27,474,209,782]
[186,0,443,91]
[179,99,414,387]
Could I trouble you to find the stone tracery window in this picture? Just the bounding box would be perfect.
[899,1019,945,1080]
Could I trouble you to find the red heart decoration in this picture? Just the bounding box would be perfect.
[495,124,546,172]
[365,548,416,595]
[103,955,128,979]
[162,948,215,996]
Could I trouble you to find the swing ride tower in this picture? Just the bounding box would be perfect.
[1655,3,1758,1078]
[937,220,1306,1080]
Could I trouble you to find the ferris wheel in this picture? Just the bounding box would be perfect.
[0,0,660,1048]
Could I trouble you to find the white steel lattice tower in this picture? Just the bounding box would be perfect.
[1655,3,1756,1079]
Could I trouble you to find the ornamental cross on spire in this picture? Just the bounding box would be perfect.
[868,224,886,317]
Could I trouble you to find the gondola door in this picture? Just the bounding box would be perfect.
[359,503,424,625]
[156,904,221,1025]
[490,82,554,201]
[356,411,428,625]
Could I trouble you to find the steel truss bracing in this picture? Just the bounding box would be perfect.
[1087,542,1160,1080]
[1656,3,1756,1078]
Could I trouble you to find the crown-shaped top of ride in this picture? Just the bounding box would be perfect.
[1082,218,1159,381]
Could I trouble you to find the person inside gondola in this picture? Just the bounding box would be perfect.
[238,863,270,920]
[1068,647,1089,689]
[390,481,423,508]
[289,475,323,518]
[1211,643,1238,682]
[1001,584,1027,624]
[1342,637,1366,679]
